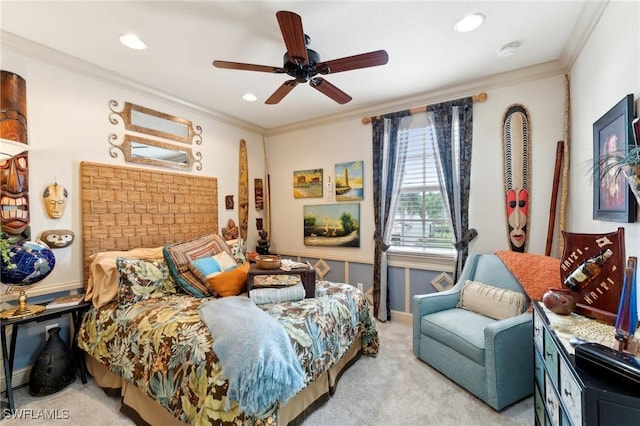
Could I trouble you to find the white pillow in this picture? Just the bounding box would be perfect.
[457,280,526,320]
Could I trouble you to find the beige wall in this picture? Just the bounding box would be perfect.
[0,48,265,297]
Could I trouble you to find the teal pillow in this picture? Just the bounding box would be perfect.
[189,257,222,282]
[188,252,238,283]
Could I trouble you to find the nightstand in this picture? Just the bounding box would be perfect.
[247,263,316,298]
[1,300,91,413]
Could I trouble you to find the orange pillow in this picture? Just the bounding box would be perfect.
[206,262,249,297]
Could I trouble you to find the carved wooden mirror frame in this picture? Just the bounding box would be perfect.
[108,100,202,170]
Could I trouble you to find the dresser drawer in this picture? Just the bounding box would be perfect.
[535,382,546,425]
[535,347,545,388]
[545,373,561,426]
[534,308,545,350]
[543,328,559,384]
[559,357,582,426]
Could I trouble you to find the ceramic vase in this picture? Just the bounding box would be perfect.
[542,288,576,315]
[29,327,75,396]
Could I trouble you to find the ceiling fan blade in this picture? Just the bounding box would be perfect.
[310,78,352,104]
[265,80,299,104]
[276,11,308,65]
[317,50,389,74]
[212,60,285,74]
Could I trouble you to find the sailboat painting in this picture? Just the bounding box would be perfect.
[335,160,364,201]
[303,203,360,247]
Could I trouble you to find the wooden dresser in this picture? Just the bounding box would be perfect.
[532,302,640,425]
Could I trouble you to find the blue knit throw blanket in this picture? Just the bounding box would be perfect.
[198,296,306,416]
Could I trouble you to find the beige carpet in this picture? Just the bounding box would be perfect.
[2,321,532,425]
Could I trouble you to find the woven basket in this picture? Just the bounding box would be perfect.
[255,255,281,270]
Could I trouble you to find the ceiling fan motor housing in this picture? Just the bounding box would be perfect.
[283,48,324,82]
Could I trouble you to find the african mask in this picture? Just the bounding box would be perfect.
[0,152,29,235]
[39,229,75,249]
[502,104,531,253]
[43,183,68,219]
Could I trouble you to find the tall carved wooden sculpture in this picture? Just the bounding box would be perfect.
[0,70,30,240]
[503,104,531,252]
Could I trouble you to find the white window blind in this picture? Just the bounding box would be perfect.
[390,113,454,250]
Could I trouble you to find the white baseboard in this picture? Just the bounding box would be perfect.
[0,366,30,394]
[390,310,412,325]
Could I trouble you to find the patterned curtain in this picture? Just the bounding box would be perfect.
[427,98,474,279]
[371,111,410,321]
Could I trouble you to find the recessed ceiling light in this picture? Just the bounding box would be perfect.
[242,93,258,102]
[454,13,485,33]
[497,41,521,58]
[119,33,147,50]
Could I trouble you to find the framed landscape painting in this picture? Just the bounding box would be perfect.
[293,168,323,198]
[303,203,360,247]
[335,161,364,201]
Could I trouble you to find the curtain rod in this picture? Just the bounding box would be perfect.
[361,92,488,125]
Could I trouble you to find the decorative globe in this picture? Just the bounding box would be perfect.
[0,240,55,285]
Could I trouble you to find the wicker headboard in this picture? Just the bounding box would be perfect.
[80,161,218,289]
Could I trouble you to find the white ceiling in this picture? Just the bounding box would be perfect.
[0,1,603,132]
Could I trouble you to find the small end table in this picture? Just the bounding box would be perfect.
[1,300,91,413]
[247,264,316,298]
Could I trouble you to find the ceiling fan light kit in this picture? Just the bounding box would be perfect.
[212,11,388,105]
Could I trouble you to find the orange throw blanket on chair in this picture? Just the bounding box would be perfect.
[495,250,562,303]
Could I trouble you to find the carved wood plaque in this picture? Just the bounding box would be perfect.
[560,227,625,324]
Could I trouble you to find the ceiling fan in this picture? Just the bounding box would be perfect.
[212,11,389,105]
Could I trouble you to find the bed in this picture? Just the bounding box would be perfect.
[76,162,378,426]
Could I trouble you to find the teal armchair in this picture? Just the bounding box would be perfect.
[412,254,533,411]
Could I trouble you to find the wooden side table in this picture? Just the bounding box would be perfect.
[247,264,316,298]
[0,300,91,413]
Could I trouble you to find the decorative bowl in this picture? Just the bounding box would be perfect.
[255,255,281,270]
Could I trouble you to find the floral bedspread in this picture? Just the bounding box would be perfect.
[77,281,378,426]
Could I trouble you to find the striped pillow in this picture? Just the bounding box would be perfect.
[163,233,231,297]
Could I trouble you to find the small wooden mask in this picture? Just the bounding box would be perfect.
[39,229,75,249]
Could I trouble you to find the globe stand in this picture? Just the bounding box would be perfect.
[0,290,45,319]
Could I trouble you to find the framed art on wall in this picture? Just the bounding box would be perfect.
[293,169,323,198]
[592,94,635,223]
[335,160,363,201]
[303,203,360,247]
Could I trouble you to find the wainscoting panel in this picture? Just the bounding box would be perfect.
[278,251,452,317]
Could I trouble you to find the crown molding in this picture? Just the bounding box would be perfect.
[264,60,567,137]
[0,31,267,135]
[558,0,609,70]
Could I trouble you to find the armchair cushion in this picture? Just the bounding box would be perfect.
[421,308,494,364]
[457,280,526,320]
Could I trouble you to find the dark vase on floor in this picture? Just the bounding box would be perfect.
[29,326,76,396]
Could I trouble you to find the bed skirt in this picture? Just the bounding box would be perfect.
[84,337,362,426]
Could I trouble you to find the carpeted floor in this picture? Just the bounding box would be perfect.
[2,321,532,425]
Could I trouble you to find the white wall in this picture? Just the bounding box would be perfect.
[568,0,640,258]
[568,0,639,316]
[266,75,566,260]
[266,118,374,262]
[470,75,566,256]
[0,48,265,296]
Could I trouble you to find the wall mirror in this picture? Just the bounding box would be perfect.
[109,100,202,170]
[110,135,201,171]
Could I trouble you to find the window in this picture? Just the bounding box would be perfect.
[390,114,454,251]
